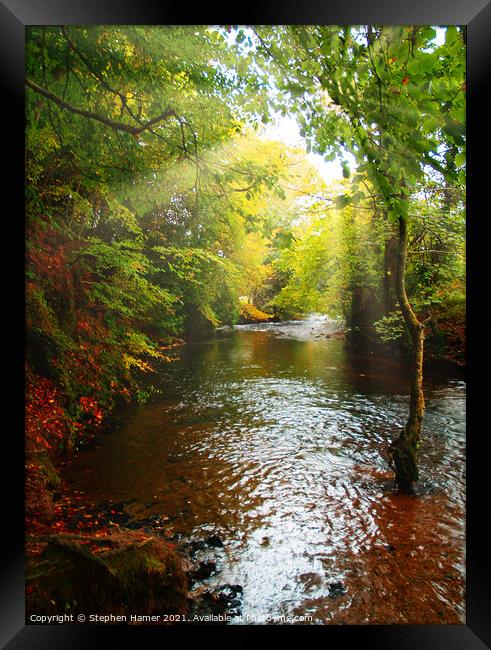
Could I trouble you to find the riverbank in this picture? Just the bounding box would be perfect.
[25,372,244,623]
[238,303,274,324]
[26,491,244,623]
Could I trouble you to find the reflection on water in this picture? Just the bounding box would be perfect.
[64,317,465,624]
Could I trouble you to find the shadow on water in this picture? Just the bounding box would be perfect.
[63,317,465,624]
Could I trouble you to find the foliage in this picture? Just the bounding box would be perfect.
[249,25,465,196]
[373,310,407,343]
[25,24,466,472]
[239,303,273,324]
[245,25,465,355]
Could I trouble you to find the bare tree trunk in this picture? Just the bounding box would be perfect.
[389,216,425,492]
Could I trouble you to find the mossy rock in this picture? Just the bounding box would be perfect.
[184,305,218,340]
[26,532,188,620]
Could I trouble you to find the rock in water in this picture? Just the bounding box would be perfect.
[26,532,188,621]
[206,534,224,548]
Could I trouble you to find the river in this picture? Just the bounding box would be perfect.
[63,316,465,624]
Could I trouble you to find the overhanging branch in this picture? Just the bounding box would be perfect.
[25,77,178,135]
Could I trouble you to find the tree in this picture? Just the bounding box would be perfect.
[25,25,248,422]
[248,25,465,491]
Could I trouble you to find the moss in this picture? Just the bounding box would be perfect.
[389,434,419,491]
[36,453,61,490]
[25,453,58,523]
[103,537,188,615]
[26,533,189,621]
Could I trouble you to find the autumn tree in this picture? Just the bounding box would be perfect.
[25,25,326,436]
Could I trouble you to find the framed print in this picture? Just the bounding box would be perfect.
[1,0,490,647]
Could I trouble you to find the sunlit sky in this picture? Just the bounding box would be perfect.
[261,116,355,183]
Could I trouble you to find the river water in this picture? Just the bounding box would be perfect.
[64,316,465,624]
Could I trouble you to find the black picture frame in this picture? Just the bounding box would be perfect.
[2,0,490,647]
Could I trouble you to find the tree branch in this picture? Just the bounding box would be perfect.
[25,77,178,135]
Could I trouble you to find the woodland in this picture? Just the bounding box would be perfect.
[25,25,465,624]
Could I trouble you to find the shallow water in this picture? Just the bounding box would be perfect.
[64,316,465,624]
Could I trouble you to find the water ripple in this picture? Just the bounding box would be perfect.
[64,325,465,624]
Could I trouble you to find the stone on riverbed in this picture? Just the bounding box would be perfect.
[206,534,224,548]
[328,581,347,598]
[188,559,218,582]
[188,583,243,621]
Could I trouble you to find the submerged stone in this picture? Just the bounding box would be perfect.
[206,534,224,548]
[328,581,347,598]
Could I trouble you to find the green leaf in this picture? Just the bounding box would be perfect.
[393,197,409,219]
[351,190,365,206]
[455,152,465,168]
[445,26,458,46]
[334,194,350,209]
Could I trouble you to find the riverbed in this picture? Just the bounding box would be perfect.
[63,316,465,624]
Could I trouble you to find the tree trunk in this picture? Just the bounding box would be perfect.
[389,216,425,492]
[383,228,398,315]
